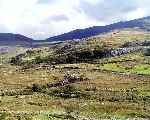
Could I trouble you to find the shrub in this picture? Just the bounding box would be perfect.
[144,48,150,56]
[0,113,13,120]
[10,56,20,64]
[31,84,42,92]
[33,56,44,64]
[51,85,83,99]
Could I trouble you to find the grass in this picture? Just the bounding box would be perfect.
[10,29,150,66]
[97,53,150,75]
[0,29,150,119]
[100,63,150,74]
[0,64,149,119]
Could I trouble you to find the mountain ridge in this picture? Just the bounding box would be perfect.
[1,16,150,46]
[0,33,33,46]
[46,16,150,41]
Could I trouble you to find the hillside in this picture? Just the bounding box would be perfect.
[0,33,34,47]
[46,16,150,41]
[0,28,149,119]
[1,28,148,119]
[12,29,150,66]
[0,30,150,119]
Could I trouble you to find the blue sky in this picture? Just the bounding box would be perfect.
[0,0,149,39]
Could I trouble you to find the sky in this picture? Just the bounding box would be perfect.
[0,0,149,40]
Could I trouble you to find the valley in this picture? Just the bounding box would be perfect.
[0,28,150,120]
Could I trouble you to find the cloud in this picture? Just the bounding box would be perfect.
[0,24,9,33]
[0,0,149,39]
[37,0,55,4]
[48,14,69,22]
[79,0,141,23]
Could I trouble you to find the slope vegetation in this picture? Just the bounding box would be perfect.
[0,29,150,120]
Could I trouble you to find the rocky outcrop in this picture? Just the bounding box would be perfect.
[122,40,150,47]
[47,75,89,88]
[103,47,145,57]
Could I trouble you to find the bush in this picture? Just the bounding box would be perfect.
[31,84,42,92]
[51,85,83,99]
[10,57,20,64]
[33,56,44,64]
[0,113,14,120]
[144,48,150,56]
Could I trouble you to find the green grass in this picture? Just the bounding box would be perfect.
[98,53,150,75]
[100,63,150,75]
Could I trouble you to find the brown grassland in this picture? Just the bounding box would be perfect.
[0,29,150,120]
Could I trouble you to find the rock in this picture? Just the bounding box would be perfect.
[47,75,89,88]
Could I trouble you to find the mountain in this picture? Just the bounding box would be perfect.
[46,16,150,41]
[0,33,33,46]
[1,16,150,46]
[0,33,61,47]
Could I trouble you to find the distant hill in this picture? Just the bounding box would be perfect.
[0,33,33,46]
[1,16,150,46]
[11,28,150,66]
[46,16,150,41]
[0,33,61,47]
